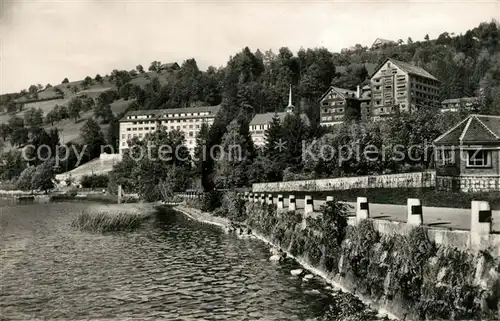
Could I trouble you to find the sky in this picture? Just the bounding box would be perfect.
[0,0,498,94]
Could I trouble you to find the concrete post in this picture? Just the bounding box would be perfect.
[260,193,265,204]
[356,197,370,220]
[254,193,259,203]
[117,185,122,204]
[407,198,423,225]
[304,195,314,214]
[267,194,273,205]
[277,194,284,209]
[326,196,334,202]
[244,192,249,201]
[471,201,492,235]
[289,194,296,211]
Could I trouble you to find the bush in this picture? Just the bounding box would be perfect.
[220,191,247,222]
[80,174,109,188]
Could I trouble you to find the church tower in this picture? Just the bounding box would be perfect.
[285,85,295,113]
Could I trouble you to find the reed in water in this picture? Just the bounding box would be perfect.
[71,204,153,232]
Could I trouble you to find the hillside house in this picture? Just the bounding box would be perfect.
[159,62,180,72]
[318,86,362,126]
[441,97,480,113]
[369,58,440,120]
[371,38,397,49]
[434,114,500,192]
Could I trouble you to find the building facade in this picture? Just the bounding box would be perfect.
[371,38,396,50]
[441,97,480,113]
[119,105,220,155]
[369,58,440,120]
[434,114,500,192]
[249,86,308,147]
[318,86,362,126]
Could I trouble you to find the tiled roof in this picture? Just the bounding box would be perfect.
[318,86,358,102]
[434,114,500,145]
[249,112,309,126]
[371,58,438,81]
[160,62,179,69]
[441,97,479,104]
[388,58,438,81]
[372,38,396,47]
[120,105,220,121]
[157,105,220,118]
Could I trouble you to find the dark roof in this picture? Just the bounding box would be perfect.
[318,86,357,102]
[372,38,396,47]
[434,114,500,145]
[160,62,179,69]
[249,112,309,126]
[157,105,220,118]
[371,58,438,81]
[441,97,479,105]
[120,105,220,122]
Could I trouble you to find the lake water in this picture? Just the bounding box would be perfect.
[0,201,376,320]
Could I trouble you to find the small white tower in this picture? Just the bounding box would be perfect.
[285,85,295,113]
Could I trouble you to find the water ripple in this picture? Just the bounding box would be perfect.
[0,202,373,320]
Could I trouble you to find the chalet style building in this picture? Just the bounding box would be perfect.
[249,87,309,147]
[369,58,440,120]
[159,62,180,72]
[371,38,396,49]
[434,114,500,192]
[318,87,360,126]
[441,97,480,113]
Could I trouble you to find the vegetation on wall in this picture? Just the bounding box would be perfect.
[203,194,500,320]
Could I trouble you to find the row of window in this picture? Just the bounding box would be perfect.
[412,83,439,94]
[321,115,344,122]
[163,112,211,118]
[131,121,156,125]
[321,100,345,107]
[250,125,268,131]
[439,150,491,168]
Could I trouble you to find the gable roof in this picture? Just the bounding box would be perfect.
[372,38,396,47]
[441,97,479,105]
[318,86,357,102]
[120,105,220,122]
[371,58,438,81]
[249,112,309,126]
[160,62,179,69]
[434,114,500,145]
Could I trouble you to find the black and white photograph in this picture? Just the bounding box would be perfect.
[1,0,500,320]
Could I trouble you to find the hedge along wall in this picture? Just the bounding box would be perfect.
[243,200,500,320]
[252,171,436,192]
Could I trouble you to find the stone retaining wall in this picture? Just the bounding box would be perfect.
[252,171,436,192]
[437,175,500,192]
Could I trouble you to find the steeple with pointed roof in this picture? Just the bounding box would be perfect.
[285,85,295,113]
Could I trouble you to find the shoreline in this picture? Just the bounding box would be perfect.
[174,205,399,320]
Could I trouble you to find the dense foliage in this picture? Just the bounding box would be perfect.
[237,197,500,320]
[80,174,109,188]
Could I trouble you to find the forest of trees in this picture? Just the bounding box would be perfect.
[1,21,500,195]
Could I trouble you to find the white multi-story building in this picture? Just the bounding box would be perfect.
[119,105,220,155]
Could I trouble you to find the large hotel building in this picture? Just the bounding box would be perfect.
[318,58,441,126]
[118,105,220,155]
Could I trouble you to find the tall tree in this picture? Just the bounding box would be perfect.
[80,118,106,160]
[68,97,83,123]
[213,121,253,189]
[31,159,56,193]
